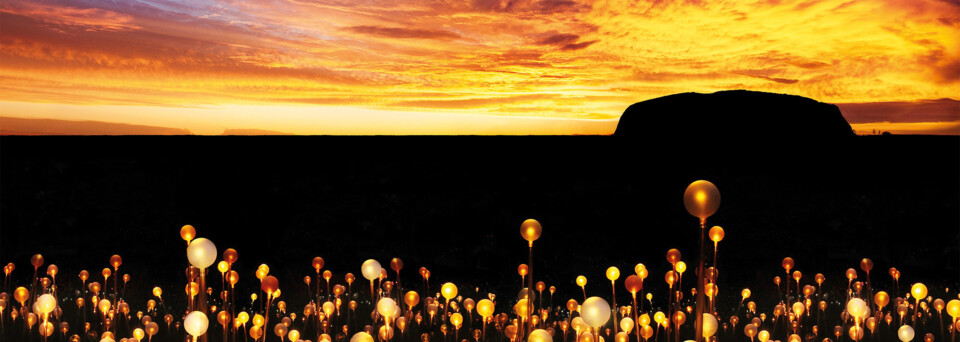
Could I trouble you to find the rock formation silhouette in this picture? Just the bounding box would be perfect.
[614,90,855,146]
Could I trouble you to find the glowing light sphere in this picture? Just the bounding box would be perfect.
[744,324,758,339]
[39,321,54,337]
[98,299,111,313]
[14,287,29,304]
[529,329,553,342]
[860,259,873,273]
[673,311,686,326]
[180,225,196,243]
[187,238,217,269]
[521,219,543,246]
[898,325,915,342]
[581,297,611,328]
[405,291,420,309]
[665,271,678,286]
[184,311,209,337]
[390,258,403,272]
[441,283,458,300]
[108,255,122,270]
[709,226,724,243]
[625,275,643,294]
[683,180,720,221]
[742,289,751,299]
[637,313,650,327]
[31,254,44,269]
[606,267,620,281]
[636,264,649,279]
[361,260,382,281]
[641,325,654,339]
[514,299,530,317]
[249,326,263,340]
[37,294,57,314]
[288,330,300,342]
[703,314,718,338]
[621,317,634,333]
[351,332,374,342]
[804,285,815,297]
[676,262,687,274]
[146,322,159,337]
[759,330,770,342]
[846,269,857,281]
[223,249,238,264]
[261,276,279,295]
[666,249,682,265]
[450,312,463,328]
[934,299,945,312]
[782,258,795,272]
[707,281,722,298]
[946,300,960,319]
[911,284,928,300]
[377,298,398,318]
[847,298,868,320]
[576,331,592,342]
[577,276,587,287]
[323,302,335,316]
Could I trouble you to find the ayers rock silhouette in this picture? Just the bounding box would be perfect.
[614,90,855,144]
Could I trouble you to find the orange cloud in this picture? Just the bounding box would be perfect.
[835,99,960,123]
[344,26,462,40]
[0,0,958,134]
[0,1,139,31]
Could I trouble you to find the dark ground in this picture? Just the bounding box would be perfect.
[0,135,958,341]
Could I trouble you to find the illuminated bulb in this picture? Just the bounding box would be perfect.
[529,329,553,342]
[520,219,542,246]
[709,226,725,243]
[606,267,620,281]
[187,238,217,269]
[683,180,720,221]
[441,283,458,300]
[184,311,209,337]
[361,260,382,281]
[581,297,611,328]
[180,225,196,243]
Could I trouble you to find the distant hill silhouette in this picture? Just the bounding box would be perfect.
[614,90,855,145]
[221,129,294,135]
[0,117,191,135]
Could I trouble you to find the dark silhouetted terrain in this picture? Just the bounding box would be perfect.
[0,117,192,135]
[0,93,957,341]
[615,90,856,145]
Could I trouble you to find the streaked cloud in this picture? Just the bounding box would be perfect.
[0,1,139,31]
[836,99,960,123]
[344,26,462,40]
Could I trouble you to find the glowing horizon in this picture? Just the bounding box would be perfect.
[1,0,958,135]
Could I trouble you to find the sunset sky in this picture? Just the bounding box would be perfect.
[1,0,958,134]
